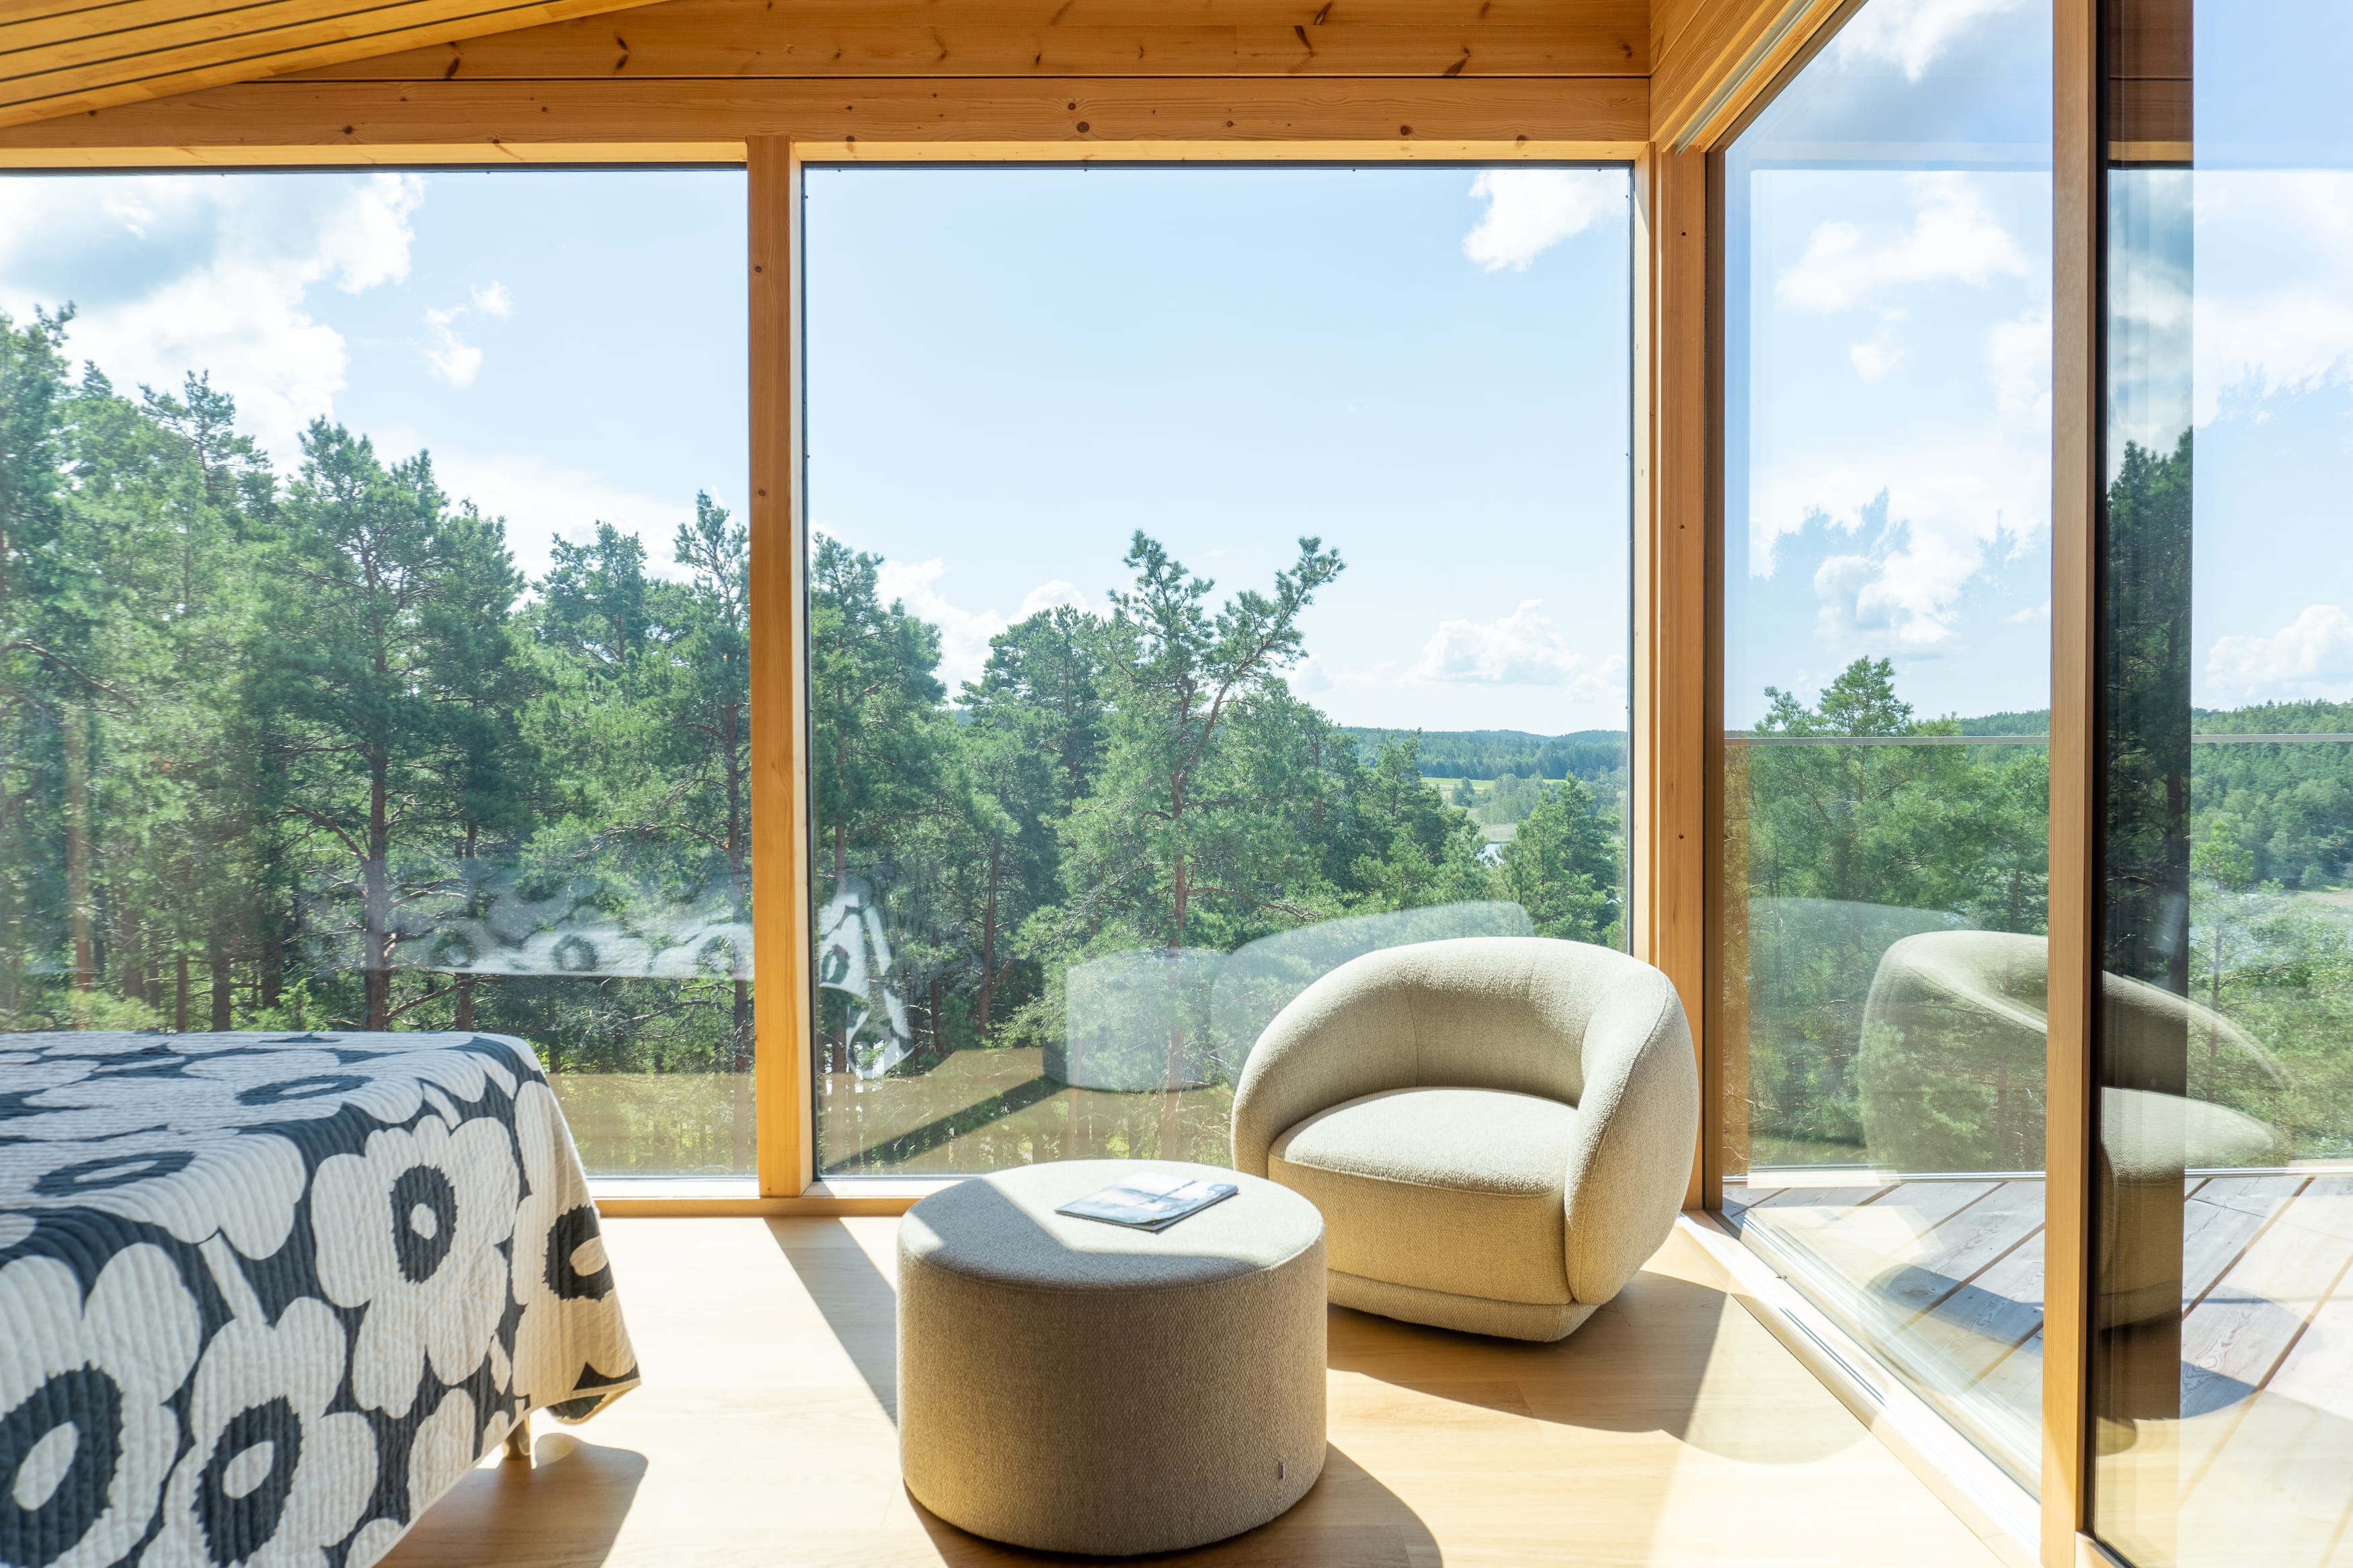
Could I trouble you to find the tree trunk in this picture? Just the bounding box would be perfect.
[118,901,144,1007]
[62,706,93,991]
[209,931,232,1030]
[830,819,850,1075]
[174,948,190,1032]
[455,973,475,1031]
[364,753,391,1031]
[978,839,1000,1038]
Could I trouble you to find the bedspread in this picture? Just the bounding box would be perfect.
[0,1030,639,1568]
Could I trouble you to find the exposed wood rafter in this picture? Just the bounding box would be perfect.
[0,0,659,130]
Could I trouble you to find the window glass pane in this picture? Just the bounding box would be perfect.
[805,165,1632,1177]
[1719,2,2053,1488]
[0,170,753,1178]
[2095,1,2353,1560]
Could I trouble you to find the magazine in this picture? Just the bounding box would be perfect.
[1057,1171,1239,1232]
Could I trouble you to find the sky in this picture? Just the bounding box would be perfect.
[0,169,750,589]
[1720,0,2353,729]
[803,165,1634,734]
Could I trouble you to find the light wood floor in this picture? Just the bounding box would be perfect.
[385,1216,2013,1568]
[1729,1170,2353,1565]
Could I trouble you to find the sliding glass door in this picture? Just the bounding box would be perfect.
[2092,1,2353,1562]
[1717,0,2055,1489]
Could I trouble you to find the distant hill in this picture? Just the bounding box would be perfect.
[1343,727,1628,783]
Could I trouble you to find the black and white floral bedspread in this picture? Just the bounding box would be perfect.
[0,1031,639,1568]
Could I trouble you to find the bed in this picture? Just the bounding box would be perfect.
[0,1030,639,1568]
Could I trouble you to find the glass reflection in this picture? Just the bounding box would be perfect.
[1717,0,2054,1490]
[2093,0,2353,1562]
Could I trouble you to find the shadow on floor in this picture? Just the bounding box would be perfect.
[381,1434,645,1568]
[907,1443,1440,1567]
[768,1215,902,1420]
[1326,1257,1857,1466]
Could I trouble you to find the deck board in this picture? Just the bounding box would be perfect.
[2182,1173,2309,1307]
[1728,1163,2353,1561]
[1880,1180,2044,1321]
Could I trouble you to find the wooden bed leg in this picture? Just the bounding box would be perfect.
[502,1412,532,1464]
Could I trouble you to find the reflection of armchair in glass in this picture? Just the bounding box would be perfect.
[1858,930,2288,1325]
[1048,948,1224,1091]
[1208,901,1535,1082]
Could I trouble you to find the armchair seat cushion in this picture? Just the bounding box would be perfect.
[1268,1087,1578,1307]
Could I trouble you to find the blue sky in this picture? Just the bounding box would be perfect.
[1721,0,2054,730]
[0,170,750,589]
[803,165,1633,733]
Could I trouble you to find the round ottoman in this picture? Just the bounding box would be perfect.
[897,1159,1326,1556]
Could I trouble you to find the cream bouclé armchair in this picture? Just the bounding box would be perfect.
[1230,937,1698,1342]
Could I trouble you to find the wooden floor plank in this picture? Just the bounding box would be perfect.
[380,1217,2008,1568]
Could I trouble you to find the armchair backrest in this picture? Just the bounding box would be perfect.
[1230,937,1685,1177]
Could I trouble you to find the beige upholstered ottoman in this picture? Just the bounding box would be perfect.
[897,1159,1326,1556]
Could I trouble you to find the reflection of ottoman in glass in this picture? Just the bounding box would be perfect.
[897,1159,1326,1556]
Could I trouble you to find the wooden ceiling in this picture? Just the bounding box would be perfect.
[0,0,662,128]
[0,0,1816,149]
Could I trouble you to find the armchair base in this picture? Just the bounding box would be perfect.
[1330,1269,1597,1343]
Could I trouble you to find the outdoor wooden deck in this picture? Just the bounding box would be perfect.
[1724,1169,2353,1566]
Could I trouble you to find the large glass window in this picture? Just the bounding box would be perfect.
[1718,2,2054,1487]
[0,170,753,1179]
[2093,1,2353,1561]
[805,165,1633,1178]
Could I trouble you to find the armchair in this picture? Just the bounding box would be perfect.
[1230,937,1698,1342]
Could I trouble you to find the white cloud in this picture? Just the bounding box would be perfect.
[2189,171,2353,430]
[1808,502,1990,647]
[0,173,422,460]
[425,450,690,583]
[1849,331,1905,382]
[423,306,483,388]
[871,563,1101,694]
[1016,579,1095,618]
[1777,173,2030,314]
[420,279,515,388]
[1414,599,1622,692]
[1830,0,2030,80]
[2206,604,2353,704]
[1462,169,1622,273]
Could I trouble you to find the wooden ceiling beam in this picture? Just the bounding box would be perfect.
[279,0,1649,83]
[0,0,666,129]
[0,71,1647,163]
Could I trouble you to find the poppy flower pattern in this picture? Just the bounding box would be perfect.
[0,1032,638,1568]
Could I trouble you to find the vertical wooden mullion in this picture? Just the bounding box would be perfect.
[1635,142,1714,1210]
[749,136,815,1197]
[2044,0,2102,1555]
